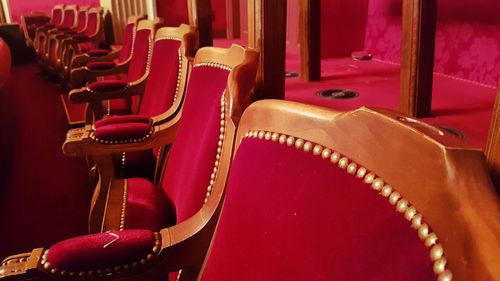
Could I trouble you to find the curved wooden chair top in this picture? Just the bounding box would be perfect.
[198,100,500,281]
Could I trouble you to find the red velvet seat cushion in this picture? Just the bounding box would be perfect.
[95,115,151,128]
[46,229,156,272]
[88,80,128,92]
[87,49,111,57]
[78,42,95,52]
[86,61,116,71]
[122,178,176,230]
[92,122,152,142]
[201,138,435,281]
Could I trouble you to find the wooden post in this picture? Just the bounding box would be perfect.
[248,0,287,100]
[299,0,320,81]
[485,80,500,192]
[188,0,213,47]
[399,0,436,118]
[226,0,240,38]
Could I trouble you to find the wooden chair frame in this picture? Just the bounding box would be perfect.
[20,12,50,47]
[33,4,65,54]
[0,45,259,281]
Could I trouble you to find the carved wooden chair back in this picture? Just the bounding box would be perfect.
[197,100,500,281]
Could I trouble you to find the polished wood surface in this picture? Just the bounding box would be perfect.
[235,99,500,281]
[299,0,320,81]
[225,0,240,38]
[248,0,286,100]
[188,0,213,47]
[400,0,436,118]
[486,79,500,193]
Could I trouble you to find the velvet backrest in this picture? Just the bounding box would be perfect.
[118,22,136,62]
[59,5,78,29]
[83,9,99,37]
[50,6,64,26]
[138,39,181,117]
[160,65,230,223]
[125,29,151,83]
[200,100,500,281]
[76,7,88,32]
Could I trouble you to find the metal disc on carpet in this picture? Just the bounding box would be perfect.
[316,89,360,99]
[285,71,299,78]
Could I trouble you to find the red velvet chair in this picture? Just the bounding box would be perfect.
[69,24,197,181]
[35,5,79,63]
[0,44,259,281]
[196,100,500,281]
[49,6,104,78]
[0,38,11,88]
[43,6,93,74]
[68,15,147,85]
[29,5,64,49]
[67,19,162,124]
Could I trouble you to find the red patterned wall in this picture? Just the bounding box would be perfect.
[364,0,500,86]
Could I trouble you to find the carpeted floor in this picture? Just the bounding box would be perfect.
[0,64,91,259]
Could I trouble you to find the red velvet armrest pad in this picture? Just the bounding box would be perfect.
[86,49,111,57]
[46,229,157,272]
[88,80,128,92]
[95,115,152,128]
[92,123,152,142]
[86,61,117,71]
[73,34,89,40]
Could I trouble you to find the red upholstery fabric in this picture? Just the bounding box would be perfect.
[47,229,155,271]
[109,99,133,115]
[201,138,435,281]
[59,8,76,29]
[92,122,151,141]
[124,178,176,230]
[118,23,135,63]
[77,42,95,52]
[364,0,500,86]
[73,34,89,40]
[156,0,189,26]
[86,61,116,70]
[0,38,11,88]
[126,29,150,83]
[160,66,230,223]
[125,28,151,112]
[88,80,127,92]
[84,12,98,36]
[87,49,110,57]
[50,9,64,26]
[139,40,181,116]
[95,115,151,128]
[76,10,87,33]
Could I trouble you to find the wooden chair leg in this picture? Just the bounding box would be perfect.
[248,0,287,100]
[399,0,436,118]
[299,0,320,82]
[485,80,500,193]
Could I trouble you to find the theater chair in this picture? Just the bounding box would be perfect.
[195,100,500,281]
[42,6,92,74]
[49,7,104,78]
[20,13,50,48]
[0,44,259,281]
[28,5,64,49]
[34,5,79,63]
[68,15,146,85]
[65,19,162,123]
[69,24,197,181]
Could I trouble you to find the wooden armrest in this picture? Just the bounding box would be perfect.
[71,50,121,69]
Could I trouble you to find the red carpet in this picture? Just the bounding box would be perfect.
[0,64,91,259]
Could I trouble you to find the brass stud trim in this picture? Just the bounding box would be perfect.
[204,92,227,203]
[90,127,154,144]
[193,62,232,71]
[241,130,453,280]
